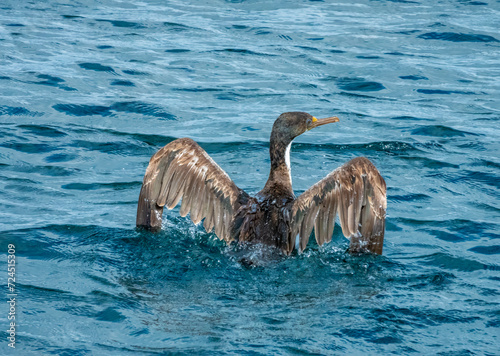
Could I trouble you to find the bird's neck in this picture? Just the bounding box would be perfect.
[261,134,294,197]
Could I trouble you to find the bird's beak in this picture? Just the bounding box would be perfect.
[310,116,339,129]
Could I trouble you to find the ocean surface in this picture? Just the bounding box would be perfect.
[1,0,499,354]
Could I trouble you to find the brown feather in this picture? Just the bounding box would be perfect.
[299,205,318,252]
[203,193,215,233]
[136,138,248,242]
[191,185,207,225]
[326,191,338,243]
[291,157,386,255]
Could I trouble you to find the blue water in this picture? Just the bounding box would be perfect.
[1,0,499,354]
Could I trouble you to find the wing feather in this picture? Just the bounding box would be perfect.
[136,138,248,241]
[190,183,206,225]
[289,157,386,255]
[203,192,215,233]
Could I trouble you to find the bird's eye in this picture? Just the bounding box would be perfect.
[306,119,312,126]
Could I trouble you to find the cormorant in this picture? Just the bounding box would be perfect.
[137,112,386,255]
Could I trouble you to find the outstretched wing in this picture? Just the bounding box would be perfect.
[136,138,248,242]
[289,157,386,255]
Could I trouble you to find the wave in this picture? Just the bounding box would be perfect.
[418,32,499,43]
[320,76,386,92]
[458,170,500,190]
[163,21,199,32]
[52,101,176,120]
[0,105,42,117]
[0,142,56,154]
[399,75,428,81]
[110,80,135,87]
[411,125,479,137]
[9,164,79,177]
[212,48,276,56]
[53,104,113,117]
[79,62,117,73]
[122,70,149,76]
[469,245,500,255]
[110,101,176,119]
[28,74,77,91]
[18,124,67,138]
[164,49,191,53]
[301,140,421,156]
[417,89,477,95]
[397,156,458,169]
[96,19,146,29]
[421,252,499,272]
[62,181,141,191]
[389,193,431,203]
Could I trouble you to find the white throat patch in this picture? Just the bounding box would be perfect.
[285,143,291,171]
[285,142,292,185]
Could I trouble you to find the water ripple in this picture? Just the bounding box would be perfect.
[18,124,67,138]
[417,89,477,95]
[0,105,42,117]
[52,102,176,119]
[62,181,141,191]
[418,32,499,43]
[78,62,117,73]
[411,125,480,137]
[469,245,500,255]
[336,78,386,92]
[421,253,498,272]
[96,19,146,29]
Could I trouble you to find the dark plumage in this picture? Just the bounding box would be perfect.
[137,112,386,255]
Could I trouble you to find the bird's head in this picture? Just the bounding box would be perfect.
[271,112,340,142]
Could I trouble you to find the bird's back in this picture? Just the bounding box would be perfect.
[231,189,295,252]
